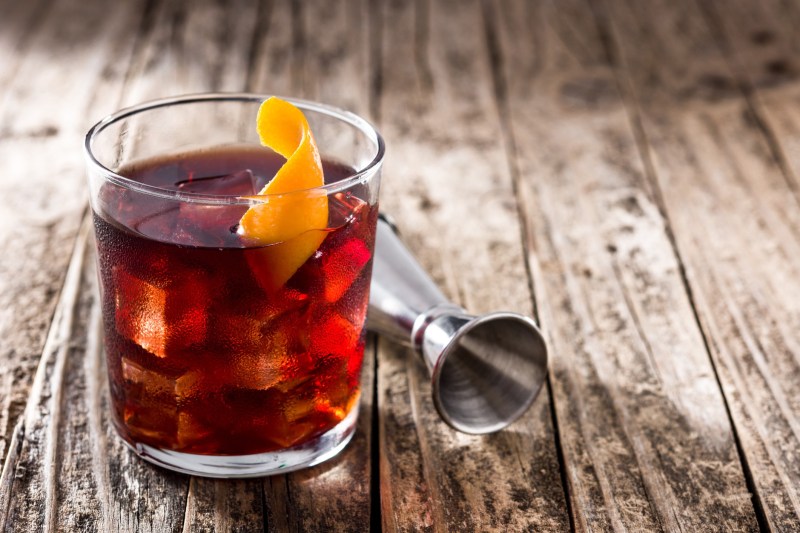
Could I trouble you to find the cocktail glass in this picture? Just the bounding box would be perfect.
[84,94,384,478]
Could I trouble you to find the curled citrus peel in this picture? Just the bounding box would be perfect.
[239,97,329,291]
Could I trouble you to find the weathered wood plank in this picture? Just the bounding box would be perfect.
[106,0,270,529]
[249,1,376,530]
[180,477,263,532]
[488,0,759,530]
[0,0,54,96]
[374,0,569,530]
[0,0,149,469]
[261,340,375,533]
[0,220,191,533]
[596,0,800,529]
[698,0,800,197]
[121,0,262,104]
[5,0,379,529]
[11,0,795,530]
[1,221,91,532]
[0,0,273,530]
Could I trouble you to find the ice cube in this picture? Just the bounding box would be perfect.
[120,357,179,443]
[283,395,316,423]
[175,352,284,398]
[275,346,319,394]
[131,205,180,242]
[209,387,317,450]
[122,357,176,396]
[313,379,356,421]
[306,307,366,387]
[114,266,209,358]
[320,238,371,302]
[210,312,266,354]
[262,287,310,321]
[327,192,367,229]
[213,305,307,357]
[263,300,314,354]
[266,381,347,444]
[272,424,317,449]
[308,311,363,358]
[230,352,284,390]
[173,170,256,246]
[176,411,215,451]
[332,271,369,327]
[175,203,248,247]
[123,405,177,444]
[177,169,258,196]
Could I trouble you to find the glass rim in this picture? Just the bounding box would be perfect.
[84,93,385,206]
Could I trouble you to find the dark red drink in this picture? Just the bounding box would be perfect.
[94,146,377,455]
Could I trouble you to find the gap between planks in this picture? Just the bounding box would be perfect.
[589,0,798,529]
[586,0,772,527]
[478,1,576,531]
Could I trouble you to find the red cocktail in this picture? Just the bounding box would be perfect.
[85,95,383,477]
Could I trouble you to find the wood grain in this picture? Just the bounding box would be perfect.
[120,0,262,104]
[4,0,799,529]
[596,0,800,529]
[374,0,569,530]
[0,220,191,533]
[488,0,758,530]
[2,0,379,530]
[698,0,800,198]
[249,1,376,530]
[0,0,53,96]
[2,0,381,529]
[0,0,148,469]
[118,0,277,529]
[0,0,260,530]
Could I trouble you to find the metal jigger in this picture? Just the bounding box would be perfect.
[367,214,549,434]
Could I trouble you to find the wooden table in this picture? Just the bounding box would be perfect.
[1,0,799,530]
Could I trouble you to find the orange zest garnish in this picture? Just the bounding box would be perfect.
[239,97,329,291]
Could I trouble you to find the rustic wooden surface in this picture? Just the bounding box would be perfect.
[0,0,798,531]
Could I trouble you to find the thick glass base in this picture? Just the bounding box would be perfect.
[120,406,359,478]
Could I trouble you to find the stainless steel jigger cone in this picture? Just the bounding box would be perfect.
[367,214,549,434]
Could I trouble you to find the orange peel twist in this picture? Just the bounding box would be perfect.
[239,97,329,291]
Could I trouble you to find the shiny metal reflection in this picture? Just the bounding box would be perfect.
[367,214,549,434]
